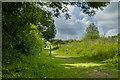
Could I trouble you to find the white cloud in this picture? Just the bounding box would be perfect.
[77,12,92,33]
[67,5,74,14]
[86,21,90,25]
[68,15,76,25]
[67,13,91,27]
[94,2,118,28]
[98,26,105,36]
[54,14,79,40]
[79,12,91,27]
[79,12,87,17]
[98,27,104,33]
[80,17,90,26]
[54,7,86,40]
[106,29,118,37]
[111,0,119,2]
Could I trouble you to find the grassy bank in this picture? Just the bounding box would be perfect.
[55,39,118,63]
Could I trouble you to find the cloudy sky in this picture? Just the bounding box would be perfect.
[54,2,118,40]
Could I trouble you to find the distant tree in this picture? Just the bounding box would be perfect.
[118,34,120,40]
[52,39,63,45]
[111,35,118,40]
[84,23,100,40]
[108,35,118,41]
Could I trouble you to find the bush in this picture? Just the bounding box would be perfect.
[2,24,44,64]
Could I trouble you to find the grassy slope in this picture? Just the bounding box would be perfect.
[55,39,118,63]
[53,39,118,78]
[3,39,119,78]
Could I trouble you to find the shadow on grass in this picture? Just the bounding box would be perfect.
[47,53,118,78]
[43,49,118,78]
[52,46,59,50]
[2,49,118,78]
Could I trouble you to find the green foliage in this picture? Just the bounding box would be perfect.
[2,23,44,64]
[56,39,118,63]
[39,2,109,18]
[2,50,56,78]
[2,2,44,64]
[84,23,100,40]
[52,39,64,45]
[41,20,56,42]
[108,35,118,41]
[52,39,75,46]
[22,24,44,55]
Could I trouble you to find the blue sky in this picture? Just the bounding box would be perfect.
[54,2,118,40]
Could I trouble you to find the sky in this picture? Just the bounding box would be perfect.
[54,2,118,40]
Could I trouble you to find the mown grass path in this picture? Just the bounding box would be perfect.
[2,49,118,78]
[47,49,118,78]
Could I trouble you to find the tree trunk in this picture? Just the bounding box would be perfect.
[50,44,51,55]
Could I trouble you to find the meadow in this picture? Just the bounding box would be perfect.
[2,38,119,78]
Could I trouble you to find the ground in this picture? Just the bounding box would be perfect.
[45,49,118,78]
[2,49,118,78]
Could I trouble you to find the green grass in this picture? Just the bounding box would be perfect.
[51,51,118,78]
[3,50,56,78]
[3,39,119,78]
[55,39,118,63]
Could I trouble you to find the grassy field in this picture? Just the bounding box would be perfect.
[2,39,119,78]
[51,39,118,78]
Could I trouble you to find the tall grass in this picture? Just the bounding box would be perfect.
[2,50,56,78]
[55,38,118,63]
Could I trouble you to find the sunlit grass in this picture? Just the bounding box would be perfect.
[60,63,104,68]
[55,39,118,63]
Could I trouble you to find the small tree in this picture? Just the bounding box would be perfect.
[84,23,99,40]
[41,20,56,55]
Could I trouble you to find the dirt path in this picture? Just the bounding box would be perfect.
[52,51,118,78]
